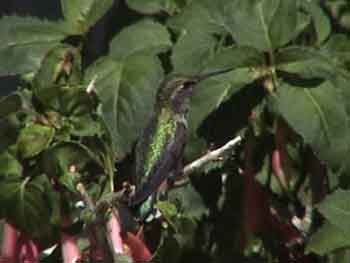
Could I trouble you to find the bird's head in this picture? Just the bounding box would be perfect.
[157,69,233,113]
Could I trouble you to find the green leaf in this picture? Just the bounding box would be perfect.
[295,5,312,37]
[184,134,207,161]
[168,184,208,220]
[0,151,22,180]
[40,141,106,192]
[126,0,179,15]
[41,142,98,177]
[61,0,114,34]
[0,175,56,239]
[307,221,350,256]
[169,0,306,74]
[333,78,350,156]
[33,44,82,109]
[157,201,178,221]
[171,30,218,74]
[276,46,338,79]
[168,0,230,74]
[167,0,224,33]
[201,46,264,74]
[17,124,55,159]
[45,187,61,226]
[239,0,297,51]
[170,0,297,52]
[110,19,172,60]
[175,46,260,157]
[173,216,197,248]
[155,204,198,262]
[333,76,350,116]
[173,45,264,136]
[188,68,255,136]
[59,86,97,116]
[271,81,350,171]
[302,0,331,45]
[0,94,22,118]
[330,248,350,263]
[58,171,81,192]
[156,201,197,247]
[323,34,350,70]
[85,54,163,159]
[69,115,102,137]
[324,34,350,55]
[153,234,182,263]
[318,190,350,233]
[0,117,20,152]
[0,16,69,76]
[85,58,122,157]
[170,2,275,74]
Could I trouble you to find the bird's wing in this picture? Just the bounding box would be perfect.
[130,122,186,206]
[134,113,158,186]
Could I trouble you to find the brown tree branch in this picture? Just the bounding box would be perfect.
[174,136,242,187]
[76,182,116,262]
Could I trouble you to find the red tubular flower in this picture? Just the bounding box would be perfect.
[241,132,303,253]
[241,134,270,244]
[272,119,292,189]
[106,211,124,255]
[17,235,40,263]
[1,223,18,263]
[61,218,82,263]
[242,169,271,239]
[123,232,152,262]
[61,231,82,263]
[1,223,44,263]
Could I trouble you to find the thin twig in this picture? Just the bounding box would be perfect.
[96,189,126,213]
[76,183,96,213]
[174,136,242,187]
[75,182,115,262]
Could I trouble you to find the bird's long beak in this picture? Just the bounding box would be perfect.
[195,67,234,82]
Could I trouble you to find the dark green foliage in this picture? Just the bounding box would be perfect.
[1,0,350,262]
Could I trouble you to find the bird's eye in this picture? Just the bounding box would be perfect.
[183,81,196,89]
[186,80,196,86]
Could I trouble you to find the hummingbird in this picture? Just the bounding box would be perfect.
[128,68,234,221]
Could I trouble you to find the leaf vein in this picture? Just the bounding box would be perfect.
[303,89,331,145]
